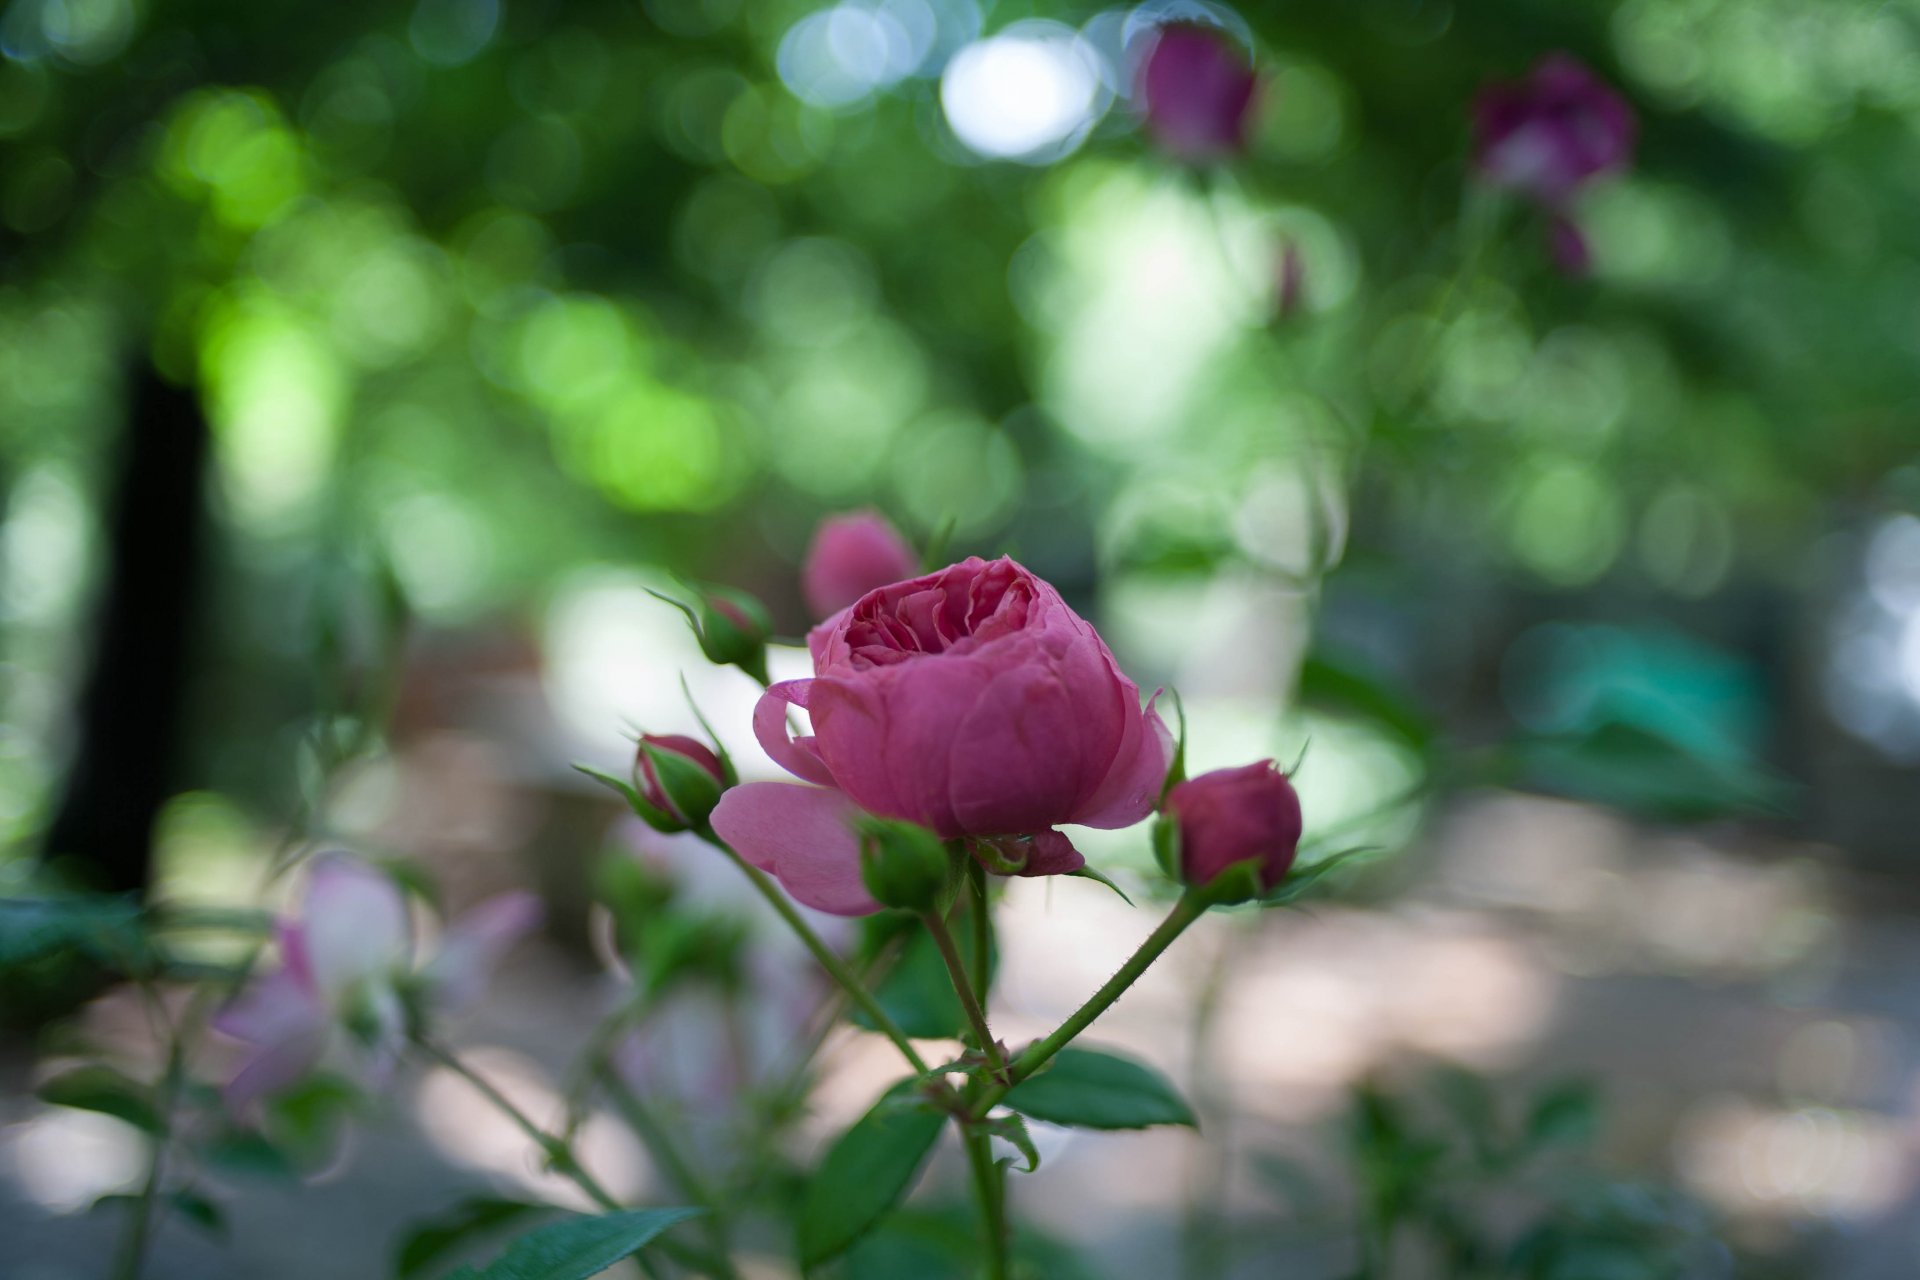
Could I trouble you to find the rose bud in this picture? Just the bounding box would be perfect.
[1163,761,1303,904]
[634,733,729,832]
[804,510,920,620]
[1273,240,1306,323]
[1473,54,1635,207]
[856,816,956,913]
[1136,22,1259,164]
[695,586,772,683]
[710,557,1171,916]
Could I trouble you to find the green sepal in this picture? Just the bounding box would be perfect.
[1260,846,1375,908]
[1192,858,1265,909]
[1157,687,1188,805]
[1066,865,1133,905]
[572,762,682,833]
[857,818,958,913]
[678,675,738,787]
[635,739,725,829]
[1150,816,1180,882]
[982,1111,1041,1173]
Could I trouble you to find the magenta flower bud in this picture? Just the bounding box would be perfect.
[1274,240,1306,323]
[1165,761,1302,897]
[1136,22,1259,164]
[1546,212,1591,276]
[1473,54,1635,206]
[803,510,920,621]
[635,733,728,829]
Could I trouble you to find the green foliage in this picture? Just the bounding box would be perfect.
[443,1208,702,1280]
[844,1208,1103,1280]
[1004,1047,1196,1131]
[798,1082,946,1267]
[396,1197,554,1279]
[37,1064,162,1133]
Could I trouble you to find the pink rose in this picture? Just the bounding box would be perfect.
[1473,54,1635,207]
[711,557,1172,915]
[802,510,919,620]
[1136,22,1259,164]
[634,732,728,828]
[1166,761,1303,893]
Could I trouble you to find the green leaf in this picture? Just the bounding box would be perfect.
[397,1197,553,1279]
[198,1130,298,1182]
[0,894,144,969]
[1004,1047,1195,1130]
[1526,1081,1600,1150]
[853,907,994,1040]
[798,1082,946,1267]
[1297,654,1435,752]
[38,1065,162,1133]
[170,1189,226,1238]
[1065,865,1133,906]
[466,1208,702,1280]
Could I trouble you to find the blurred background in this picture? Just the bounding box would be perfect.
[3,0,1919,1275]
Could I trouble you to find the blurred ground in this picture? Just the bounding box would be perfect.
[5,788,1916,1279]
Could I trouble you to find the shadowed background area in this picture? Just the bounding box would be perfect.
[3,0,1920,1276]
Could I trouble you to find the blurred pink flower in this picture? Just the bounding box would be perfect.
[1166,761,1303,892]
[1547,212,1592,276]
[802,510,919,620]
[1473,54,1635,206]
[713,557,1170,915]
[1136,22,1259,163]
[214,855,540,1107]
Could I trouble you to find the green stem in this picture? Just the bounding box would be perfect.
[597,1069,742,1280]
[973,891,1207,1117]
[961,1122,1010,1280]
[702,835,929,1076]
[968,862,990,1005]
[418,1040,624,1212]
[109,1033,184,1280]
[922,910,1006,1079]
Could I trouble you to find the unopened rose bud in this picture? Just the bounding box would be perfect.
[1473,54,1634,206]
[635,733,729,831]
[696,587,772,682]
[803,510,919,620]
[1163,761,1302,903]
[856,816,955,913]
[1137,22,1259,164]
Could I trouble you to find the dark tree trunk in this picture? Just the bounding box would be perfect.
[43,359,209,894]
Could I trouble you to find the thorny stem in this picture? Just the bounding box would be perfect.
[699,832,929,1076]
[962,1123,1011,1280]
[971,891,1208,1119]
[923,908,1007,1081]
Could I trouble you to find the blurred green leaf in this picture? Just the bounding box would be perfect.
[460,1208,702,1280]
[1526,1081,1601,1151]
[37,1065,161,1133]
[1298,654,1434,752]
[854,906,994,1040]
[798,1082,946,1267]
[1004,1047,1194,1131]
[397,1197,554,1280]
[0,895,144,970]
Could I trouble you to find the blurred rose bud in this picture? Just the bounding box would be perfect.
[856,816,955,912]
[1473,54,1634,206]
[1137,22,1259,164]
[1164,761,1302,902]
[634,733,729,831]
[696,586,772,682]
[804,510,920,620]
[1546,212,1591,276]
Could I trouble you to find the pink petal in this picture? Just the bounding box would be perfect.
[752,680,839,788]
[1016,829,1086,877]
[709,782,881,916]
[213,958,327,1048]
[1073,692,1174,829]
[301,855,412,1002]
[423,892,544,1013]
[946,661,1091,836]
[225,1024,330,1111]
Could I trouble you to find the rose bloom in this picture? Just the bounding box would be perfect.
[1473,53,1634,206]
[1136,22,1259,164]
[712,557,1171,914]
[1166,761,1303,892]
[215,855,540,1107]
[803,510,920,620]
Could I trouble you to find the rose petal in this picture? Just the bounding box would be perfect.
[213,953,327,1048]
[1073,692,1174,829]
[301,855,411,1002]
[423,892,544,1013]
[709,782,880,916]
[224,1023,331,1112]
[946,661,1091,836]
[752,680,839,788]
[1010,829,1086,877]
